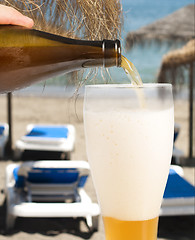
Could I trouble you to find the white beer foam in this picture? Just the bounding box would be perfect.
[84,107,174,221]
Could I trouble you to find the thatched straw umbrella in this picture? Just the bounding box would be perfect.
[126,4,194,48]
[0,0,123,157]
[158,40,195,83]
[158,40,195,160]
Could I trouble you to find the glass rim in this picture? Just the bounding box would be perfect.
[85,83,172,89]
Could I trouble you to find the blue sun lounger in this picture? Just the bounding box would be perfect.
[160,165,195,216]
[5,160,100,231]
[15,124,75,159]
[0,123,9,158]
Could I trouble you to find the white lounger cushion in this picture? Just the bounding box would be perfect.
[15,124,75,152]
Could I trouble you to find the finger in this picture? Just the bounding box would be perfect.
[0,4,34,28]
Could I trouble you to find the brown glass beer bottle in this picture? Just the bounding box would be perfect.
[0,25,121,93]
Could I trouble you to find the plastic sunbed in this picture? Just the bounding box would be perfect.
[160,165,195,216]
[0,123,9,158]
[5,160,100,231]
[15,124,75,159]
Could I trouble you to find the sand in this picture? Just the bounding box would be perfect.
[0,94,194,240]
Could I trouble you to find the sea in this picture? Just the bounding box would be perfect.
[14,0,194,97]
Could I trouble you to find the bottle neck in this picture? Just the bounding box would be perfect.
[80,39,121,69]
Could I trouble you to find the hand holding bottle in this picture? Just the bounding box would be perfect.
[0,4,34,28]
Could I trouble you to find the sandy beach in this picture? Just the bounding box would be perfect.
[0,94,194,240]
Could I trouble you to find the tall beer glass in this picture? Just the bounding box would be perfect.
[84,84,174,240]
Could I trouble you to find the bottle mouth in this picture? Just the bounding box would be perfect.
[102,39,121,67]
[115,39,121,67]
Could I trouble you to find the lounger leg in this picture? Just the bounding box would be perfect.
[86,215,92,229]
[5,196,16,231]
[86,215,99,232]
[92,216,99,232]
[0,148,4,158]
[65,152,71,160]
[6,212,16,231]
[14,149,22,160]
